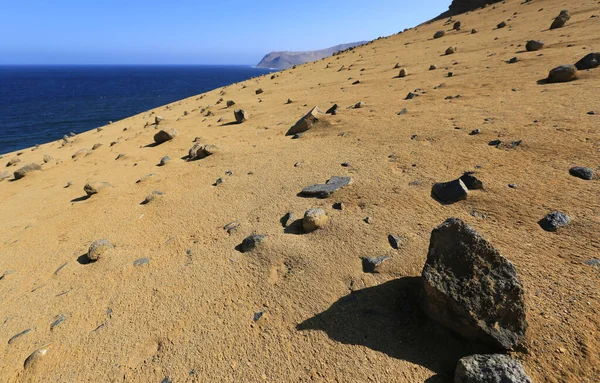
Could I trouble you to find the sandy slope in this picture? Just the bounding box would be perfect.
[1,0,599,381]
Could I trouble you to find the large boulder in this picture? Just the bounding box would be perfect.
[14,163,41,180]
[153,128,178,144]
[286,107,328,136]
[455,354,532,383]
[547,65,577,83]
[421,218,527,350]
[574,52,600,70]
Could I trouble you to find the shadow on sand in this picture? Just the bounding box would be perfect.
[296,278,490,378]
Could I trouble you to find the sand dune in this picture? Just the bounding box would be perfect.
[1,0,599,381]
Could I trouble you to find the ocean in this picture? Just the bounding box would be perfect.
[0,65,274,155]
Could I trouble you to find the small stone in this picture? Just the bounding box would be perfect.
[397,108,408,116]
[159,156,171,166]
[153,128,178,144]
[241,234,266,252]
[434,30,445,39]
[115,153,125,160]
[133,258,150,267]
[388,235,402,249]
[303,208,328,232]
[301,176,352,198]
[526,40,544,52]
[398,68,408,77]
[14,163,42,180]
[429,64,437,70]
[497,21,507,29]
[508,57,518,64]
[547,65,577,83]
[87,239,113,262]
[92,143,103,150]
[50,314,66,330]
[253,309,266,322]
[569,166,594,180]
[488,139,502,147]
[459,172,484,190]
[326,104,338,115]
[431,179,468,204]
[353,101,365,109]
[255,88,263,95]
[142,190,164,204]
[362,256,391,273]
[574,52,600,70]
[224,222,239,234]
[83,182,112,196]
[445,46,456,55]
[43,154,53,163]
[71,148,88,159]
[234,109,248,123]
[455,354,532,383]
[508,183,517,189]
[469,128,480,135]
[136,174,154,183]
[226,100,236,108]
[282,212,294,227]
[214,178,223,186]
[405,92,418,100]
[550,11,570,29]
[539,211,570,232]
[471,28,478,34]
[364,216,373,224]
[286,98,293,104]
[352,80,360,85]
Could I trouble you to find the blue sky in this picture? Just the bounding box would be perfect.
[1,0,451,65]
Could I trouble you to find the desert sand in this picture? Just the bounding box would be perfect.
[1,0,599,381]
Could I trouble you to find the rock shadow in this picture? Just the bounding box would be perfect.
[144,142,160,148]
[283,219,305,235]
[70,195,90,203]
[296,278,489,375]
[220,121,240,127]
[76,254,93,265]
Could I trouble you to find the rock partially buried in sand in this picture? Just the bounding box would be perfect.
[455,354,532,383]
[286,107,327,136]
[226,100,235,107]
[14,163,42,180]
[43,154,53,163]
[398,68,408,77]
[303,208,328,232]
[159,156,171,166]
[71,148,88,159]
[547,65,577,83]
[525,40,544,52]
[6,157,21,167]
[234,109,248,123]
[153,128,178,144]
[241,234,265,252]
[574,52,600,70]
[550,10,570,30]
[497,21,507,29]
[433,30,445,39]
[431,179,468,203]
[24,346,51,370]
[569,166,594,180]
[445,46,456,55]
[142,190,164,204]
[188,143,210,160]
[301,176,352,198]
[325,104,338,115]
[83,181,112,196]
[421,218,527,350]
[87,239,113,262]
[538,211,570,232]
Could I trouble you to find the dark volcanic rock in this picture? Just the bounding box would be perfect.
[574,52,600,70]
[525,40,544,52]
[497,21,507,29]
[550,10,570,30]
[538,211,570,232]
[421,218,527,350]
[301,176,352,198]
[234,109,249,123]
[326,104,338,115]
[286,107,327,136]
[547,65,577,83]
[455,354,532,383]
[431,179,468,204]
[241,234,265,252]
[153,128,178,144]
[569,166,594,180]
[434,30,445,39]
[460,172,484,190]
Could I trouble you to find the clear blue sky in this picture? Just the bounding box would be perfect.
[1,0,451,65]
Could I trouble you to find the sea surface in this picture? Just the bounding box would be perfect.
[0,65,274,155]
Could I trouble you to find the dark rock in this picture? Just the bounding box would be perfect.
[388,234,402,249]
[488,139,502,147]
[508,57,518,64]
[241,235,265,252]
[569,166,594,180]
[574,52,600,70]
[431,179,468,204]
[547,64,577,83]
[142,190,164,204]
[282,212,294,227]
[538,211,570,232]
[453,21,461,30]
[153,128,178,144]
[234,109,248,123]
[434,30,445,39]
[469,128,480,135]
[255,88,263,95]
[353,101,366,109]
[287,107,327,136]
[497,21,507,29]
[301,176,352,197]
[508,183,517,189]
[352,80,360,85]
[188,143,211,160]
[422,218,527,350]
[455,354,532,383]
[397,108,408,116]
[362,256,391,273]
[460,172,484,190]
[326,104,338,115]
[333,202,344,210]
[399,68,408,77]
[550,11,570,30]
[14,163,41,180]
[226,100,235,107]
[446,46,456,55]
[471,29,478,34]
[159,156,171,166]
[363,216,373,224]
[526,40,544,52]
[50,314,66,331]
[405,92,418,100]
[429,64,437,70]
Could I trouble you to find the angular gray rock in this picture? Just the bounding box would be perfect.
[83,181,112,196]
[388,234,402,249]
[574,52,600,70]
[550,10,570,30]
[497,21,507,29]
[446,46,456,55]
[142,190,164,204]
[159,156,171,166]
[431,179,468,204]
[14,163,42,180]
[547,65,577,83]
[286,107,326,136]
[421,218,527,350]
[455,354,532,383]
[301,176,352,197]
[188,143,211,160]
[241,234,265,252]
[538,211,570,232]
[234,109,248,123]
[153,128,178,144]
[569,166,594,180]
[326,104,338,115]
[525,40,544,52]
[362,256,391,273]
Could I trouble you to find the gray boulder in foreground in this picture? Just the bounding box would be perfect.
[286,107,327,136]
[14,163,42,180]
[455,354,532,383]
[421,218,527,350]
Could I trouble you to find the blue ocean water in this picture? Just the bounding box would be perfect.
[0,65,274,155]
